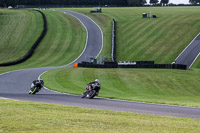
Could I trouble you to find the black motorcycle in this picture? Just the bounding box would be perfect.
[81,84,100,99]
[29,81,43,95]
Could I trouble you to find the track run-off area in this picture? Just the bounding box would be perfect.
[0,10,200,119]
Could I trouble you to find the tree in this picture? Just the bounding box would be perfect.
[0,0,6,7]
[0,0,149,7]
[127,0,146,6]
[189,0,200,4]
[0,0,18,7]
[150,0,159,5]
[160,0,169,6]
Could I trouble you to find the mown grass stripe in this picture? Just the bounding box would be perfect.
[119,15,172,58]
[129,15,188,62]
[155,15,196,62]
[28,12,61,66]
[125,18,171,61]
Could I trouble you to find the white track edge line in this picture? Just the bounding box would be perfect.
[79,12,104,59]
[62,10,104,59]
[189,52,200,68]
[173,32,200,63]
[61,11,89,65]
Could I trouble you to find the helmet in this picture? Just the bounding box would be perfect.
[38,79,43,84]
[95,79,99,83]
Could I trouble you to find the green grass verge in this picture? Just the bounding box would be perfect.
[0,99,199,133]
[191,56,200,68]
[41,67,200,107]
[0,9,43,64]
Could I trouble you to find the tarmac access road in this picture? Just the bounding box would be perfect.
[174,33,200,68]
[0,10,200,119]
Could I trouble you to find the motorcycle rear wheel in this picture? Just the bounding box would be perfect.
[89,90,96,99]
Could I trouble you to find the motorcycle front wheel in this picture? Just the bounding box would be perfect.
[32,87,39,94]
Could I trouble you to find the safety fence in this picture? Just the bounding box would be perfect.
[76,61,187,70]
[111,19,116,62]
[0,10,47,66]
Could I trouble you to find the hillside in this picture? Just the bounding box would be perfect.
[41,7,200,107]
[0,9,43,64]
[65,7,200,68]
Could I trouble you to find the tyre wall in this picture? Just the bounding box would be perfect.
[77,62,187,70]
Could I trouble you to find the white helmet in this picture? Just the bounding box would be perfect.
[95,79,99,83]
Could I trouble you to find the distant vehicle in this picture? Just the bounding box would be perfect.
[8,6,13,9]
[90,7,102,13]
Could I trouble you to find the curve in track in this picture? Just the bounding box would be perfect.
[0,10,199,119]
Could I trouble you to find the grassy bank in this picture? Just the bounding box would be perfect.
[0,9,43,64]
[42,67,200,107]
[0,99,199,133]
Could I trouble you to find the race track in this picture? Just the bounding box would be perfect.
[174,33,200,68]
[0,10,200,119]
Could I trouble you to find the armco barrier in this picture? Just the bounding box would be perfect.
[77,62,187,70]
[0,10,47,66]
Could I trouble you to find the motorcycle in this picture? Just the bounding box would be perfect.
[81,84,100,99]
[29,86,41,94]
[29,82,42,95]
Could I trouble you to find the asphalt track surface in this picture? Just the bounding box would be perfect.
[0,10,200,119]
[174,33,200,68]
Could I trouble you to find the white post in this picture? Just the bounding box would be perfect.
[150,10,152,18]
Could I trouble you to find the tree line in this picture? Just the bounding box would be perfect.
[0,0,198,7]
[189,0,200,4]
